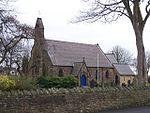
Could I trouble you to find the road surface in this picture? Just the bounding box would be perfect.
[92,106,150,113]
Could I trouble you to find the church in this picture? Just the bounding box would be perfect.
[28,18,135,87]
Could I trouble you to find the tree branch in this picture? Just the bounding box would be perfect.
[75,0,131,23]
[122,0,133,22]
[142,0,150,30]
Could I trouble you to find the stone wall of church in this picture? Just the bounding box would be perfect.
[102,68,115,86]
[47,66,115,85]
[88,67,115,86]
[48,66,73,76]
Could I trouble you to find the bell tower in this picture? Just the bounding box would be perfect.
[28,18,46,77]
[34,18,45,42]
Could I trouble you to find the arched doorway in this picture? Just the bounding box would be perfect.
[80,74,87,87]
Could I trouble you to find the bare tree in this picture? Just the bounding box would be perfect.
[0,0,33,66]
[109,45,133,64]
[146,51,150,74]
[3,38,33,75]
[75,0,150,86]
[131,57,138,74]
[0,16,33,65]
[22,55,29,76]
[131,51,150,75]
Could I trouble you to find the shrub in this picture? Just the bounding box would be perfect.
[36,76,51,88]
[0,75,37,90]
[37,75,78,88]
[62,76,78,88]
[0,75,16,90]
[13,77,36,90]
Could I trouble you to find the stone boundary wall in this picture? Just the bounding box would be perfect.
[1,87,150,113]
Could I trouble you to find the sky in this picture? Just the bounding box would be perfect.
[14,0,150,57]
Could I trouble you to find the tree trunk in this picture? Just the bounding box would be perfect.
[131,1,148,87]
[134,25,148,86]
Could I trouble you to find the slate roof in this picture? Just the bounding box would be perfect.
[106,54,118,64]
[105,54,135,76]
[45,39,113,68]
[113,64,135,75]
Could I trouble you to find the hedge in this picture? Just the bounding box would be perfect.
[37,75,78,88]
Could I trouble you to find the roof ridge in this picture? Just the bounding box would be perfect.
[105,53,114,55]
[113,63,130,66]
[45,39,98,46]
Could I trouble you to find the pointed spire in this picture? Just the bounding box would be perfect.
[35,18,44,29]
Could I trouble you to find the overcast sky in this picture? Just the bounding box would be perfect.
[14,0,150,57]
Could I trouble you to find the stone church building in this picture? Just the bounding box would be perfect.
[28,18,134,87]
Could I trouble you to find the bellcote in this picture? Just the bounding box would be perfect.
[35,18,44,29]
[34,18,45,41]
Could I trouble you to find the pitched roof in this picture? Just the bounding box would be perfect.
[45,39,113,68]
[106,54,118,64]
[113,64,135,75]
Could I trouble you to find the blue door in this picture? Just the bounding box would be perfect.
[80,74,86,87]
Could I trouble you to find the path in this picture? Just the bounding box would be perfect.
[92,106,150,113]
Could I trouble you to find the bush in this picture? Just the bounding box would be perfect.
[13,77,36,90]
[36,76,52,88]
[0,75,16,90]
[62,76,78,88]
[37,75,78,88]
[0,75,78,90]
[146,83,150,87]
[0,75,36,90]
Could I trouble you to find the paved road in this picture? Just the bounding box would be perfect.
[93,106,150,113]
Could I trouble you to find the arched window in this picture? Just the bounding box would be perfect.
[115,75,119,85]
[58,68,63,77]
[96,70,98,80]
[105,70,109,78]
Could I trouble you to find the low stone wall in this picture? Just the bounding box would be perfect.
[1,87,150,113]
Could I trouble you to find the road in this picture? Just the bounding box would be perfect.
[92,106,150,113]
